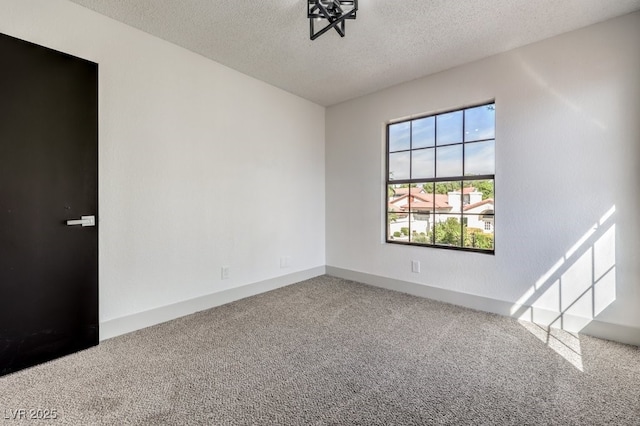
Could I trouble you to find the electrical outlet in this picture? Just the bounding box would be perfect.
[280,256,291,269]
[411,260,420,273]
[221,266,230,280]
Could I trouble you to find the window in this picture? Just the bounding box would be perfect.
[386,102,495,253]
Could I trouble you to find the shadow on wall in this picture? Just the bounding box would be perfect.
[511,206,616,371]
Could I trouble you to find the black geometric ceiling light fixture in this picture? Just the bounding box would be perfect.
[308,0,358,40]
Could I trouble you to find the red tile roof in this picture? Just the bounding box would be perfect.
[389,193,451,211]
[463,199,494,211]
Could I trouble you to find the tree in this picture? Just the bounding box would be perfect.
[465,228,494,249]
[469,180,494,200]
[434,182,460,194]
[412,232,429,243]
[420,180,493,199]
[426,218,494,249]
[428,217,462,245]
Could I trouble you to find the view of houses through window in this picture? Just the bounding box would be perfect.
[386,102,495,252]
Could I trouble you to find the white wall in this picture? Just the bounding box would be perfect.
[2,1,638,345]
[326,12,640,342]
[0,0,326,338]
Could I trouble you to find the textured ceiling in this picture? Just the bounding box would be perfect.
[67,0,640,106]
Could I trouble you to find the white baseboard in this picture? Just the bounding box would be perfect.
[100,266,326,341]
[326,266,640,347]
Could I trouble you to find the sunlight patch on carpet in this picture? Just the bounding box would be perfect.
[519,320,583,371]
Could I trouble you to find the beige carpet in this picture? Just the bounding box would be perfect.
[1,275,639,425]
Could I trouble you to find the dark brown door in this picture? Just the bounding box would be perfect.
[0,33,98,376]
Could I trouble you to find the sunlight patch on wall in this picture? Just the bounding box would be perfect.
[512,206,615,371]
[593,225,616,316]
[517,54,608,131]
